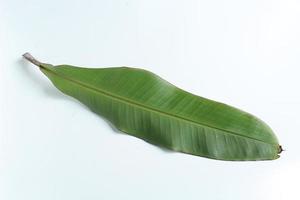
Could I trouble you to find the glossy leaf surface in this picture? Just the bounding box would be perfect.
[24,53,282,161]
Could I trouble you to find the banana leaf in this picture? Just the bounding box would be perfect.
[23,53,282,161]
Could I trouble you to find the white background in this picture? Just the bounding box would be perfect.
[1,0,300,199]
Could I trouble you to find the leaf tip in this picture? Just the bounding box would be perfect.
[278,145,284,154]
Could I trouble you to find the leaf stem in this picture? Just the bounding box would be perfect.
[22,52,42,67]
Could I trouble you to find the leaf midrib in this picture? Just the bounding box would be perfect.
[43,66,275,145]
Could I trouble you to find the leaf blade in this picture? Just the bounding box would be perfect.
[39,64,281,161]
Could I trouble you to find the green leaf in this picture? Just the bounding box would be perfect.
[23,53,282,161]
